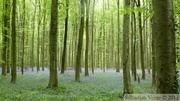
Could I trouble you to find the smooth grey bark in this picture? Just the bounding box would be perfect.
[153,0,177,93]
[47,0,58,88]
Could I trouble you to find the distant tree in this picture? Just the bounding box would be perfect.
[21,0,25,75]
[75,0,85,82]
[130,0,136,80]
[91,0,95,74]
[42,0,47,71]
[61,0,69,74]
[151,13,156,88]
[11,0,17,83]
[85,0,90,76]
[137,0,145,80]
[6,0,11,73]
[47,0,58,88]
[1,0,10,76]
[116,0,120,72]
[31,0,37,71]
[153,0,178,93]
[122,0,133,94]
[37,0,42,72]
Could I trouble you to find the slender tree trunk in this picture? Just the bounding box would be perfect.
[61,0,69,74]
[1,0,10,76]
[6,0,11,74]
[137,0,145,80]
[153,0,177,93]
[151,13,156,88]
[85,0,90,76]
[47,0,58,88]
[11,0,17,83]
[31,0,37,71]
[37,0,41,72]
[42,0,46,71]
[133,11,137,81]
[123,0,133,94]
[116,0,120,72]
[91,0,95,74]
[75,0,85,82]
[21,0,25,75]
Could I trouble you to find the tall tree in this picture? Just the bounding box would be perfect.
[137,0,145,80]
[123,0,133,94]
[21,0,25,75]
[42,0,46,71]
[11,0,17,83]
[61,0,69,74]
[6,0,11,73]
[47,0,58,88]
[91,0,95,74]
[131,1,137,81]
[85,0,90,76]
[153,0,178,93]
[37,0,42,72]
[151,6,156,88]
[1,0,10,76]
[31,0,37,71]
[116,0,120,72]
[75,0,85,82]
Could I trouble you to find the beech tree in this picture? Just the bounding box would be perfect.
[11,0,17,83]
[122,0,133,94]
[153,0,178,93]
[75,0,85,82]
[47,0,58,88]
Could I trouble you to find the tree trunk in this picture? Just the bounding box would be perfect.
[116,0,120,72]
[31,0,37,71]
[153,0,177,93]
[75,0,85,82]
[85,0,90,76]
[42,0,46,71]
[133,11,137,81]
[21,0,25,75]
[47,0,58,88]
[37,0,41,72]
[61,0,69,74]
[11,0,17,83]
[91,0,95,74]
[151,9,156,88]
[1,0,10,76]
[137,0,145,80]
[123,0,133,94]
[6,0,11,74]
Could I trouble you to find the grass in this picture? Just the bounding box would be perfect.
[0,68,155,101]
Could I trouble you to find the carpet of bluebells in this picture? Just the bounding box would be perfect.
[0,68,154,101]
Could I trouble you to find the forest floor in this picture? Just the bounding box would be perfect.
[0,68,155,101]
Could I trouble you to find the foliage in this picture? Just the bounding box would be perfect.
[0,69,155,101]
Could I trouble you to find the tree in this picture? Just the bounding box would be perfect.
[153,0,178,93]
[131,0,136,81]
[116,0,120,72]
[31,0,37,71]
[85,0,90,76]
[21,0,25,75]
[122,0,133,94]
[75,0,85,82]
[47,0,58,88]
[11,0,17,83]
[61,0,69,74]
[137,0,145,80]
[1,0,10,76]
[42,0,47,71]
[91,0,95,74]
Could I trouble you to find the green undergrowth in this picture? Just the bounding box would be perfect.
[0,69,154,101]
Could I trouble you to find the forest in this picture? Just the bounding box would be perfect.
[0,0,180,100]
